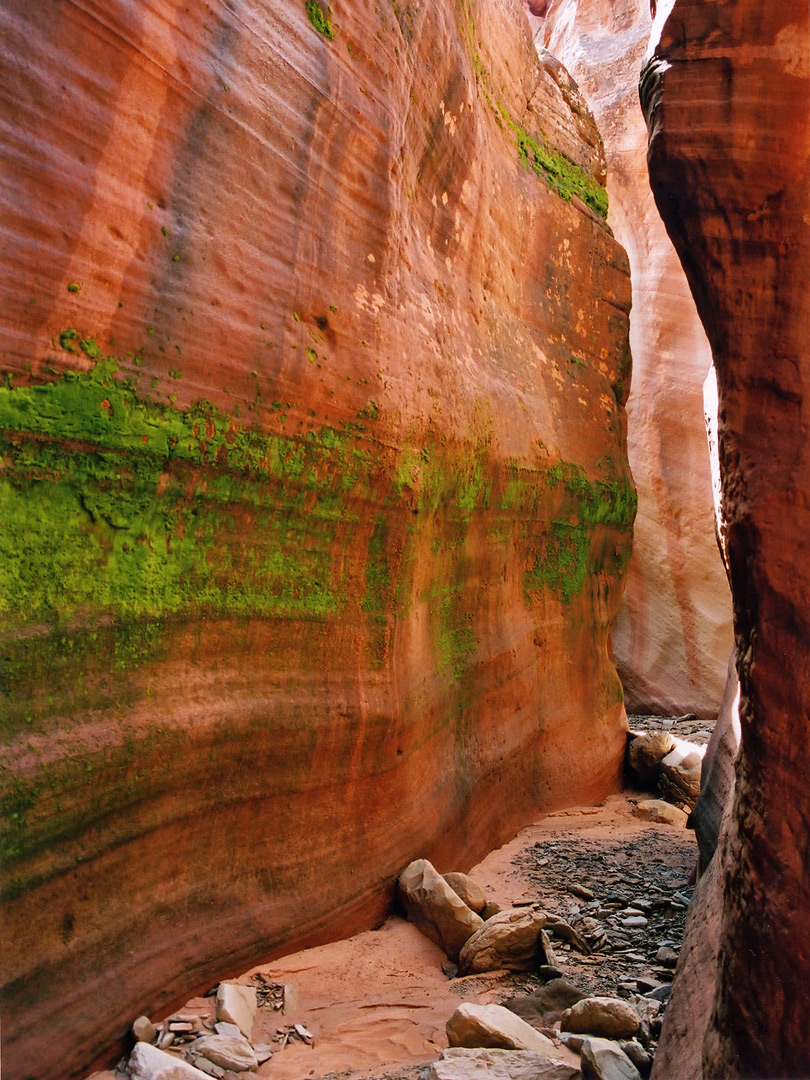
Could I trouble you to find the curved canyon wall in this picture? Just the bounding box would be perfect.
[0,1,634,1077]
[642,1,810,1076]
[542,0,733,718]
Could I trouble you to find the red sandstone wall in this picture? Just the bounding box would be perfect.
[643,1,810,1075]
[0,2,633,1077]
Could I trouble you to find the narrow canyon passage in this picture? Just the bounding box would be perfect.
[2,1,808,1080]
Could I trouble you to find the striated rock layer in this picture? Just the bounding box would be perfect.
[643,1,810,1076]
[0,1,634,1077]
[543,0,733,720]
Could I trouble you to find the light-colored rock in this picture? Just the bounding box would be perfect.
[214,983,256,1040]
[658,741,705,809]
[543,0,733,721]
[128,1043,213,1080]
[561,997,640,1039]
[398,860,483,961]
[191,1034,257,1072]
[580,1037,642,1080]
[132,1016,157,1044]
[212,1022,241,1038]
[457,907,549,975]
[618,1040,651,1074]
[632,799,688,827]
[429,1047,578,1080]
[446,1003,558,1054]
[627,732,676,786]
[443,873,488,916]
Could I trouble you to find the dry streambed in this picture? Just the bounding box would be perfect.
[89,716,706,1080]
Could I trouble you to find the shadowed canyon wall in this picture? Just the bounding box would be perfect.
[0,1,634,1077]
[642,1,810,1076]
[542,0,733,720]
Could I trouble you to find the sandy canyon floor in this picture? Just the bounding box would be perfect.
[89,714,706,1080]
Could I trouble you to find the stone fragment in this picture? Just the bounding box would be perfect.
[214,984,256,1039]
[504,979,587,1028]
[428,1047,578,1080]
[561,997,640,1039]
[128,1043,213,1080]
[620,916,647,929]
[191,1034,257,1072]
[188,1060,224,1079]
[133,1016,157,1044]
[443,873,488,915]
[618,1039,651,1074]
[457,907,549,975]
[446,1003,558,1053]
[580,1037,642,1080]
[398,860,483,961]
[632,800,688,827]
[627,732,676,786]
[213,1023,240,1038]
[656,946,678,967]
[658,741,706,809]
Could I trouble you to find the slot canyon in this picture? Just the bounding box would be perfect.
[0,1,807,1079]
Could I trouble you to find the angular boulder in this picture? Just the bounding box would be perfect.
[658,742,705,809]
[429,1047,578,1080]
[443,873,488,916]
[580,1037,642,1080]
[627,732,676,787]
[215,983,257,1039]
[458,907,549,975]
[446,1003,558,1054]
[398,859,483,961]
[561,997,640,1040]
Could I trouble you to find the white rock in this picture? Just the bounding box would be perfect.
[580,1036,642,1080]
[429,1047,578,1080]
[128,1043,213,1080]
[658,740,706,808]
[192,1034,257,1072]
[446,1003,558,1053]
[214,982,256,1039]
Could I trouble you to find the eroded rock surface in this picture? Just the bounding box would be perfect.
[643,1,810,1076]
[543,0,732,720]
[0,1,633,1077]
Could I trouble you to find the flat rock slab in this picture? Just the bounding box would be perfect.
[446,1003,558,1054]
[429,1047,579,1080]
[128,1043,214,1080]
[191,1033,257,1072]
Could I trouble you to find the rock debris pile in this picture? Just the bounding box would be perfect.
[123,978,311,1079]
[626,713,710,828]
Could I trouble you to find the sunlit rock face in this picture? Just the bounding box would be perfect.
[643,1,810,1076]
[544,0,733,720]
[0,1,633,1077]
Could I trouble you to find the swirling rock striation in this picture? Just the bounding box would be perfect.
[0,1,633,1077]
[643,1,810,1076]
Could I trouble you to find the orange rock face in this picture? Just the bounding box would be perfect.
[544,0,733,720]
[0,1,633,1077]
[643,1,810,1076]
